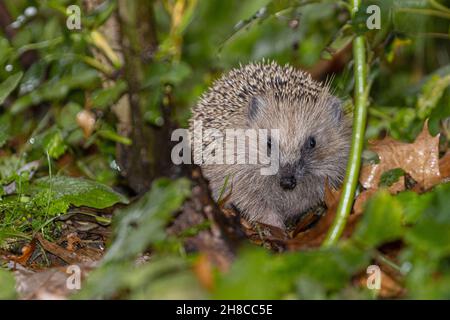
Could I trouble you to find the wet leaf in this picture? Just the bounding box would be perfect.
[29,176,129,215]
[360,122,441,191]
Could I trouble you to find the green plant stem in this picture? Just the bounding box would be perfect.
[322,0,368,247]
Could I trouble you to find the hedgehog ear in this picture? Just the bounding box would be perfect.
[328,96,343,122]
[248,95,265,121]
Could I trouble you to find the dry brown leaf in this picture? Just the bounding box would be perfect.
[76,110,96,138]
[193,254,215,291]
[357,269,405,299]
[66,233,82,252]
[287,184,341,249]
[439,150,450,181]
[36,233,98,265]
[291,211,322,237]
[8,239,37,266]
[360,123,441,192]
[14,262,95,300]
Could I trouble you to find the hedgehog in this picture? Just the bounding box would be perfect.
[189,61,351,229]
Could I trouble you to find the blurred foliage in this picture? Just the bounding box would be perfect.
[0,0,449,299]
[0,268,16,299]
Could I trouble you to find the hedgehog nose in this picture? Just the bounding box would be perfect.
[280,176,296,190]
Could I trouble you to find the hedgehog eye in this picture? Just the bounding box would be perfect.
[307,136,316,149]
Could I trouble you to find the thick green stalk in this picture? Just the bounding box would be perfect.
[322,0,368,247]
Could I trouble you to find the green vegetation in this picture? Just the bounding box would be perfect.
[0,0,449,299]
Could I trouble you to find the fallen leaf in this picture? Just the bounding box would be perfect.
[66,233,81,252]
[14,262,96,300]
[357,268,405,299]
[439,150,450,181]
[360,122,441,192]
[8,239,37,266]
[76,110,96,138]
[287,184,342,249]
[291,211,323,237]
[193,254,214,291]
[36,233,98,265]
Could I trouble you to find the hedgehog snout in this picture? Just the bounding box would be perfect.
[280,175,296,190]
[279,164,298,190]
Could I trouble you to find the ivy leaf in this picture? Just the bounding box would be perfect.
[29,176,129,215]
[0,72,23,106]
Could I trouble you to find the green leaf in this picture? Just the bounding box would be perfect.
[0,269,16,299]
[75,256,205,300]
[91,80,127,109]
[353,190,404,247]
[396,190,433,224]
[379,168,405,187]
[0,114,11,147]
[10,69,99,114]
[97,129,132,145]
[417,74,450,120]
[84,0,117,28]
[29,176,129,215]
[43,130,67,159]
[392,0,430,35]
[102,178,191,263]
[0,72,23,106]
[143,62,192,87]
[405,183,450,255]
[214,243,369,299]
[322,24,354,60]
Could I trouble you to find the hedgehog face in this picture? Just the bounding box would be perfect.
[247,92,351,192]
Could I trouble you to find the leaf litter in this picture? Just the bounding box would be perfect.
[1,123,449,299]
